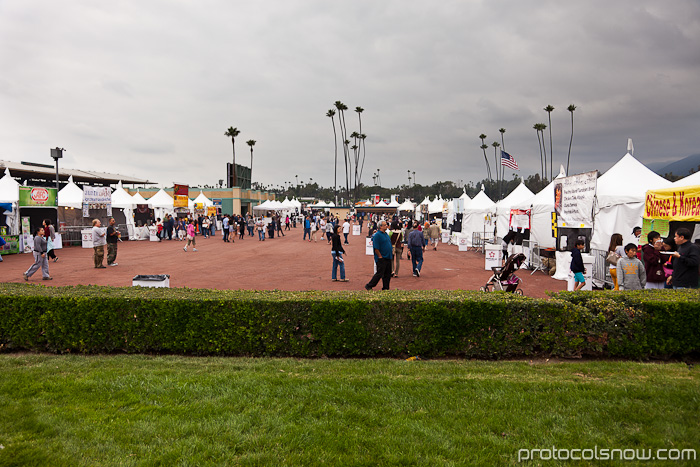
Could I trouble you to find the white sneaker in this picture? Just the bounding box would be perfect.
[110,263,118,266]
[193,248,197,252]
[183,247,187,252]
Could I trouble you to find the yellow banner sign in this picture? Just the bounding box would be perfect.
[645,185,700,221]
[174,195,189,208]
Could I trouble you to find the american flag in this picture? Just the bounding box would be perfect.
[501,150,519,170]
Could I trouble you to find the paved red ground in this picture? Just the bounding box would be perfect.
[1,226,566,298]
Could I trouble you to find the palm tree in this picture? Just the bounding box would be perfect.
[544,105,554,180]
[358,133,367,188]
[326,109,338,203]
[499,128,506,187]
[492,141,501,200]
[246,140,256,188]
[532,123,546,180]
[566,104,577,175]
[479,134,491,181]
[334,101,351,197]
[355,107,364,196]
[224,127,240,186]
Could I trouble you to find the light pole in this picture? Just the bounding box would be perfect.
[50,147,65,193]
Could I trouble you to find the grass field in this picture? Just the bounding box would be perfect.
[0,355,698,466]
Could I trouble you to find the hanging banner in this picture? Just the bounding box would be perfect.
[644,185,700,221]
[83,186,112,205]
[19,187,58,207]
[640,218,670,244]
[173,184,189,208]
[509,209,531,230]
[555,171,597,228]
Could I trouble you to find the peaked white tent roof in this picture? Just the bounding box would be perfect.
[465,190,495,211]
[496,182,535,211]
[253,199,272,210]
[291,198,302,208]
[459,191,471,201]
[375,200,388,207]
[0,168,20,203]
[147,188,174,208]
[131,190,149,205]
[597,153,671,207]
[419,196,431,206]
[672,171,700,187]
[397,200,415,211]
[193,191,213,207]
[281,197,295,208]
[428,196,445,213]
[57,175,84,209]
[111,181,135,209]
[388,199,401,208]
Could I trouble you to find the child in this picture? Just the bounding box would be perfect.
[617,243,646,290]
[570,239,586,291]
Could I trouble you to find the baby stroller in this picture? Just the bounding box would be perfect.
[480,253,526,294]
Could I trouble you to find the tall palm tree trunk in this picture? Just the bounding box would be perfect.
[332,117,338,203]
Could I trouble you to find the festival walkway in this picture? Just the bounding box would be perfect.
[0,227,565,298]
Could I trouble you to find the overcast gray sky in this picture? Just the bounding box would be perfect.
[1,0,698,191]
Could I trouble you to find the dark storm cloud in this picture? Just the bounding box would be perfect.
[0,0,698,191]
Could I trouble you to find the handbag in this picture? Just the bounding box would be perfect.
[606,251,619,266]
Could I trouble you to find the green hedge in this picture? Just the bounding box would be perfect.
[0,284,698,359]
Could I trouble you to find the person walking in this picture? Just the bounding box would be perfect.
[91,218,107,268]
[106,217,121,266]
[247,216,255,237]
[23,226,51,281]
[407,221,424,277]
[428,220,441,251]
[342,218,351,245]
[222,215,230,243]
[256,217,266,241]
[570,239,586,291]
[390,220,403,278]
[325,216,334,244]
[201,216,210,238]
[183,220,197,251]
[303,216,311,241]
[43,219,58,263]
[365,220,393,291]
[285,215,291,231]
[331,225,348,282]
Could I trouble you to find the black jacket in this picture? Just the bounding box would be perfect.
[570,247,584,273]
[672,241,700,288]
[331,233,345,254]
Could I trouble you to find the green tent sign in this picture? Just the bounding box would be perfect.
[19,186,58,207]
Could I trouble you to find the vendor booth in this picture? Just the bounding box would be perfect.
[590,151,671,251]
[0,169,20,254]
[462,187,495,247]
[644,183,700,243]
[148,188,175,222]
[18,186,59,253]
[131,190,152,226]
[495,181,534,239]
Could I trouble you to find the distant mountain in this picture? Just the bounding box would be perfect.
[650,153,700,177]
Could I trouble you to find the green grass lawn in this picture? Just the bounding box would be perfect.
[0,355,697,466]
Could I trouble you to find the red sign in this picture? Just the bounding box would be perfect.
[31,188,49,202]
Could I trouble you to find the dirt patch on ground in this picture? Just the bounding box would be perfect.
[1,226,566,298]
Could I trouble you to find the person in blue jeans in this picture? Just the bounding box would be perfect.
[407,221,424,277]
[303,216,311,241]
[330,225,348,282]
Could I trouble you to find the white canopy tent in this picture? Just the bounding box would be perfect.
[0,168,20,234]
[590,153,672,250]
[495,181,535,238]
[193,191,213,207]
[428,196,445,214]
[131,190,149,205]
[147,188,174,221]
[110,181,137,235]
[511,167,566,249]
[375,200,388,207]
[397,199,415,213]
[462,188,495,246]
[57,176,84,209]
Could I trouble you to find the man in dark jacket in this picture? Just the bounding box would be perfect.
[668,228,700,289]
[407,221,424,277]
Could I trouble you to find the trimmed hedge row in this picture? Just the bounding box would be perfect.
[0,284,698,359]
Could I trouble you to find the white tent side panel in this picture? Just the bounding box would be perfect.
[590,202,643,251]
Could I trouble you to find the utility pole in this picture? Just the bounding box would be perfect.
[50,147,65,193]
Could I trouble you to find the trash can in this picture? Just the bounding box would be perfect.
[132,274,170,288]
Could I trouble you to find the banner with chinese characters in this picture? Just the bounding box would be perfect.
[18,187,58,207]
[173,184,189,208]
[645,185,700,221]
[555,171,597,228]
